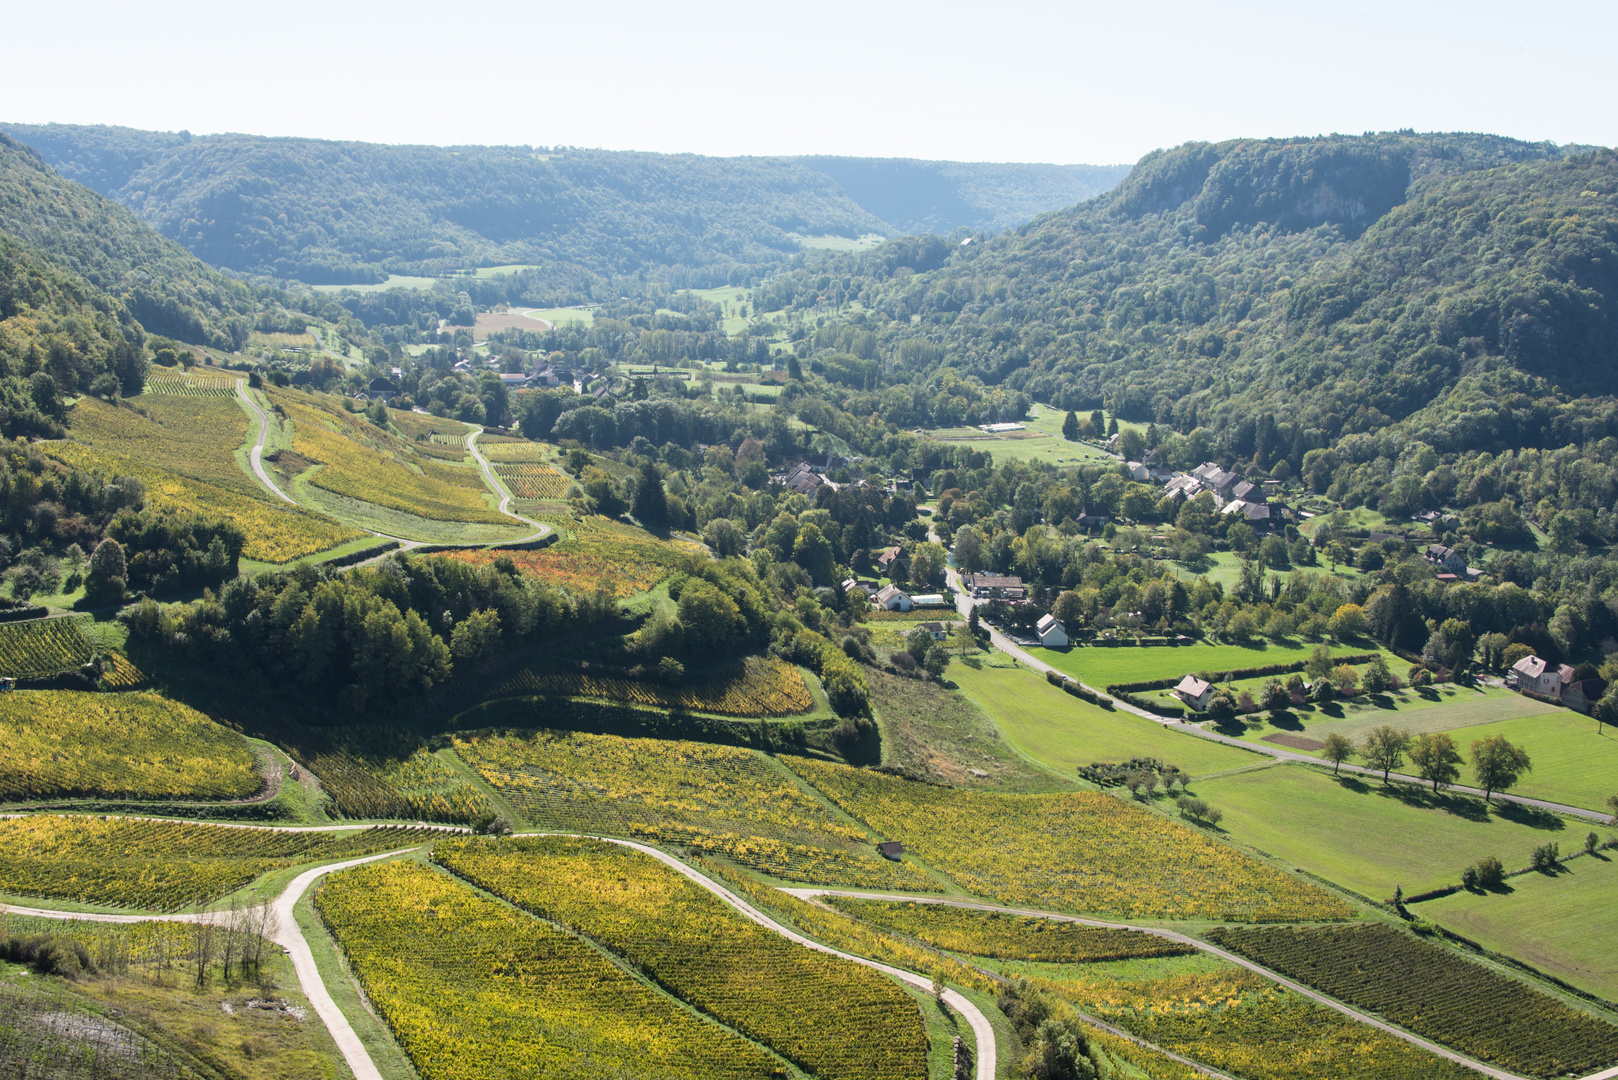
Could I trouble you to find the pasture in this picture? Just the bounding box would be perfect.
[1194,762,1586,900]
[309,274,438,293]
[1419,851,1618,1000]
[950,661,1260,777]
[1032,639,1395,687]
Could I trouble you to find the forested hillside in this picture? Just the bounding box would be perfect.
[1,123,1128,293]
[0,132,254,349]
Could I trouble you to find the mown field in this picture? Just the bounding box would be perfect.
[437,836,930,1080]
[315,859,785,1080]
[452,728,936,889]
[787,757,1353,922]
[1034,640,1400,687]
[1195,762,1585,900]
[1419,851,1618,1000]
[1207,923,1618,1078]
[1240,685,1548,745]
[950,660,1261,777]
[0,817,436,911]
[0,690,261,803]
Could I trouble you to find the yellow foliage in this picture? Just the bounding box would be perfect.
[316,860,783,1080]
[786,757,1354,922]
[493,463,569,498]
[0,616,92,678]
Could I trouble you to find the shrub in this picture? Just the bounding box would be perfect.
[1475,855,1504,888]
[1530,842,1560,869]
[1460,864,1480,890]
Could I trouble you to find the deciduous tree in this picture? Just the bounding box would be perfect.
[1363,725,1411,781]
[1470,736,1531,801]
[1410,732,1463,792]
[1321,732,1357,775]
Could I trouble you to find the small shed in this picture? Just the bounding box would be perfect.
[876,841,905,862]
[919,622,947,641]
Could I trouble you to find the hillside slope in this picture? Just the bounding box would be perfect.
[0,132,255,349]
[1,123,1128,292]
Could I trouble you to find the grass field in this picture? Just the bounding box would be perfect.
[1419,851,1618,1000]
[518,306,596,327]
[1033,639,1397,687]
[1168,551,1363,589]
[950,660,1261,777]
[790,233,886,252]
[1195,762,1587,900]
[1420,710,1617,813]
[310,274,439,293]
[868,665,1061,790]
[1245,687,1556,743]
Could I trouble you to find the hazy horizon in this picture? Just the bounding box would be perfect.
[7,0,1616,165]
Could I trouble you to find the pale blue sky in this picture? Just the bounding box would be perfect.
[5,0,1612,163]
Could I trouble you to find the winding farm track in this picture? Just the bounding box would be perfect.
[235,379,296,505]
[937,550,1613,821]
[787,889,1532,1080]
[465,426,551,543]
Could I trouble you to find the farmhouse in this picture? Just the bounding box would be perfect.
[876,545,909,574]
[1424,544,1468,576]
[781,463,823,496]
[872,585,913,611]
[1191,462,1241,500]
[1509,655,1575,698]
[1036,614,1068,647]
[967,573,1025,599]
[1173,675,1213,711]
[1562,677,1609,715]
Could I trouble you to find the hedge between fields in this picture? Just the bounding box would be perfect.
[1043,670,1112,709]
[1105,652,1383,695]
[0,605,50,623]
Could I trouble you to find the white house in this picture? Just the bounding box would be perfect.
[1424,544,1469,576]
[1173,675,1213,711]
[1036,614,1068,647]
[872,585,913,612]
[1510,655,1574,697]
[1125,461,1150,482]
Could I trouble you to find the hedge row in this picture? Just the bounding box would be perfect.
[1105,652,1383,695]
[1044,670,1111,708]
[0,606,50,623]
[323,540,401,569]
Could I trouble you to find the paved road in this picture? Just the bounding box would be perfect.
[938,541,1612,822]
[235,379,296,505]
[787,889,1531,1080]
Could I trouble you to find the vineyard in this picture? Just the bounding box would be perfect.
[0,817,437,910]
[496,655,814,717]
[481,440,554,463]
[452,728,937,889]
[1065,969,1476,1080]
[443,515,698,596]
[0,617,92,678]
[280,396,510,524]
[436,836,931,1080]
[315,859,786,1080]
[786,758,1352,922]
[70,395,254,495]
[0,691,261,803]
[97,652,146,688]
[141,369,238,397]
[493,462,570,499]
[1206,924,1618,1077]
[46,439,361,563]
[828,899,1196,963]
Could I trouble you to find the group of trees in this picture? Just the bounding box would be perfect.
[1321,726,1534,799]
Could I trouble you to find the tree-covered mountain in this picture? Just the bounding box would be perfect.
[761,133,1617,451]
[0,123,1128,293]
[793,157,1129,235]
[0,132,254,349]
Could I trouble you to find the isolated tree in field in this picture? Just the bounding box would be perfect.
[1470,736,1532,801]
[1410,732,1464,792]
[1330,663,1361,698]
[84,537,127,606]
[1363,725,1411,781]
[1474,855,1505,888]
[1321,732,1357,775]
[1062,410,1079,441]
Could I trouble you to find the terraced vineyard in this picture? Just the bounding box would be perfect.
[443,515,698,596]
[496,655,814,716]
[0,817,437,910]
[437,836,930,1080]
[1068,969,1475,1080]
[493,462,570,498]
[452,728,937,889]
[0,690,261,803]
[316,859,785,1080]
[787,757,1353,922]
[1207,924,1618,1077]
[829,898,1197,963]
[0,616,93,678]
[142,369,238,396]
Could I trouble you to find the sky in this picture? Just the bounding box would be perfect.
[5,0,1614,164]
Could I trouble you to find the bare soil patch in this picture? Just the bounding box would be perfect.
[1262,732,1325,751]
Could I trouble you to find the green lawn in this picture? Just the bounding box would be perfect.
[950,661,1262,778]
[1418,851,1618,1000]
[1168,551,1363,589]
[310,274,438,294]
[1033,640,1397,688]
[791,233,886,252]
[1195,762,1585,900]
[1242,686,1555,743]
[519,306,595,326]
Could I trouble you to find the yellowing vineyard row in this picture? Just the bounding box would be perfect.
[452,728,936,889]
[786,757,1353,922]
[0,617,93,679]
[0,690,261,803]
[142,369,238,397]
[437,836,930,1080]
[444,515,697,597]
[480,441,553,463]
[316,859,785,1080]
[0,817,438,911]
[496,655,814,717]
[493,463,569,499]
